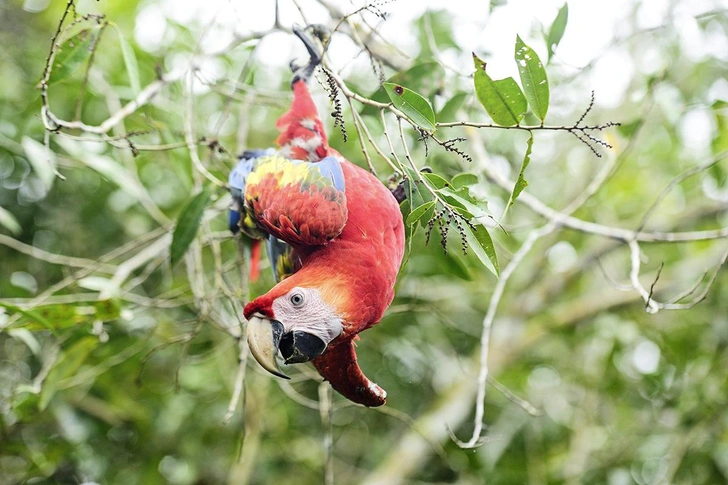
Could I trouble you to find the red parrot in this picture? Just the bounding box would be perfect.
[231,26,405,407]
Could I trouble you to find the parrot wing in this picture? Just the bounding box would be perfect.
[244,154,347,248]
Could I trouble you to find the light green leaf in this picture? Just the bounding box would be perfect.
[171,186,213,266]
[0,206,21,235]
[503,133,534,220]
[547,3,569,62]
[452,173,478,189]
[21,136,57,190]
[0,301,58,336]
[113,23,141,94]
[473,53,527,126]
[515,36,549,121]
[383,82,437,133]
[406,201,436,226]
[423,172,449,189]
[40,337,97,410]
[49,25,102,85]
[462,223,499,277]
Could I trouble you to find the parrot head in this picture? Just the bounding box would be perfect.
[243,269,351,378]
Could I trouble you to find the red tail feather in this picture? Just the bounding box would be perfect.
[249,239,261,282]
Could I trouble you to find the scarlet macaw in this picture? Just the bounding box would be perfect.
[229,26,405,407]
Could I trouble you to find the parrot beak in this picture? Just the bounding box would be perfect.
[290,24,328,85]
[246,315,328,378]
[246,316,289,379]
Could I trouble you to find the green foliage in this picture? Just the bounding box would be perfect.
[515,35,549,121]
[171,186,213,266]
[503,133,534,218]
[546,3,569,61]
[1,1,728,484]
[473,53,527,126]
[48,24,102,85]
[383,83,437,133]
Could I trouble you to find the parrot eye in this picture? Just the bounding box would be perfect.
[290,292,305,307]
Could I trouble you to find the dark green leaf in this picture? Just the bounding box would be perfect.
[452,173,478,189]
[463,223,499,277]
[406,201,436,226]
[547,3,569,61]
[473,53,527,126]
[383,83,437,133]
[171,186,213,266]
[49,25,102,85]
[503,133,534,219]
[40,337,97,410]
[515,35,549,121]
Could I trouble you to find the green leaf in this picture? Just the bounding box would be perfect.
[40,337,97,410]
[361,62,444,118]
[423,172,449,189]
[112,23,141,94]
[383,83,437,133]
[503,133,534,220]
[462,223,499,277]
[0,301,59,336]
[0,206,21,235]
[473,53,527,127]
[438,92,468,121]
[452,173,478,189]
[406,201,436,226]
[515,35,549,121]
[403,166,436,228]
[171,186,213,266]
[547,3,569,62]
[49,25,102,85]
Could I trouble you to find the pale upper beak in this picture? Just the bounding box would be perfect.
[246,314,327,379]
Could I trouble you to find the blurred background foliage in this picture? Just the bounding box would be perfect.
[1,0,728,484]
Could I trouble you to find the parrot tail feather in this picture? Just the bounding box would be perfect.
[312,337,386,407]
[249,239,261,282]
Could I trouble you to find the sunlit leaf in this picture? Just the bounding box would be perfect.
[0,206,21,235]
[462,223,499,277]
[515,35,549,121]
[547,3,569,61]
[383,82,437,133]
[171,186,213,266]
[473,53,527,126]
[406,201,436,226]
[49,25,102,85]
[503,133,534,219]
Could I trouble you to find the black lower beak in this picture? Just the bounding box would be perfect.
[279,331,326,364]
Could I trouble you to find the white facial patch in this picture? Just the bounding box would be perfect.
[271,287,343,345]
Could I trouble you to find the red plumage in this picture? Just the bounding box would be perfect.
[244,79,404,406]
